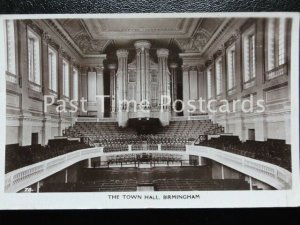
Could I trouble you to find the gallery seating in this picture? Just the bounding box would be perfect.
[5,139,90,173]
[199,136,291,171]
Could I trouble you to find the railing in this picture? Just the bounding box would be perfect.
[188,115,209,120]
[5,147,103,193]
[75,117,116,123]
[5,145,292,192]
[186,145,292,190]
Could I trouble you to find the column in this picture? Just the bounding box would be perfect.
[157,48,170,126]
[116,49,129,127]
[96,66,104,118]
[255,115,267,141]
[18,21,32,146]
[41,32,52,145]
[181,65,189,117]
[57,47,64,100]
[69,59,75,101]
[42,115,52,146]
[254,19,266,142]
[42,32,50,97]
[108,64,117,117]
[170,63,178,116]
[79,66,88,115]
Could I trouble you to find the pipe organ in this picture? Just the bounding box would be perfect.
[115,40,172,127]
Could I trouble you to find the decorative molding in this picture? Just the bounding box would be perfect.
[73,31,110,54]
[175,29,210,53]
[205,59,213,67]
[42,31,51,43]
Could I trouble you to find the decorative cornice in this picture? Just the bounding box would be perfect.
[26,20,43,36]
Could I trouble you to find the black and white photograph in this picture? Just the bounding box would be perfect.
[0,13,299,209]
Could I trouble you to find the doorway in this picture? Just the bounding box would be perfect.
[31,133,39,145]
[248,129,255,141]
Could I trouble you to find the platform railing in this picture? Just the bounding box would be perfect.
[5,145,292,192]
[186,145,292,190]
[5,147,103,193]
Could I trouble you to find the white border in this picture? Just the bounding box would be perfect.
[0,12,299,209]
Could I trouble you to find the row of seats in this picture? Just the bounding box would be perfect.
[106,153,183,164]
[5,139,90,173]
[199,136,291,171]
[40,178,251,192]
[64,120,224,149]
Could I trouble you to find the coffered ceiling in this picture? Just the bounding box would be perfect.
[50,18,226,56]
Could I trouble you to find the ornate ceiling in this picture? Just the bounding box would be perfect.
[51,18,225,56]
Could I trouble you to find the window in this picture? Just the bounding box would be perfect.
[48,47,57,92]
[267,18,287,71]
[27,29,41,85]
[5,20,16,75]
[243,26,256,84]
[62,59,70,97]
[227,44,236,91]
[73,68,79,101]
[215,58,223,95]
[207,68,212,99]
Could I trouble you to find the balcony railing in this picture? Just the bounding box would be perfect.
[5,145,292,192]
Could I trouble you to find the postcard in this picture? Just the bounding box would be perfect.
[0,12,299,209]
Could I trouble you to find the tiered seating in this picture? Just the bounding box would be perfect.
[40,180,137,192]
[5,139,90,173]
[64,120,224,153]
[156,120,224,139]
[154,179,250,191]
[40,178,250,192]
[199,136,291,171]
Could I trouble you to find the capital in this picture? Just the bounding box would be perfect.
[157,48,169,58]
[134,40,151,50]
[42,32,51,43]
[95,66,104,74]
[108,64,117,70]
[169,63,178,69]
[116,49,129,58]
